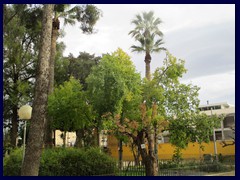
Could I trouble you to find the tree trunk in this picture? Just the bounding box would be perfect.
[63,131,66,147]
[48,22,58,94]
[144,52,151,80]
[145,131,158,176]
[44,18,59,148]
[10,105,18,147]
[137,130,158,176]
[11,72,19,147]
[93,127,100,147]
[154,123,159,163]
[118,139,123,168]
[131,144,140,166]
[44,118,53,148]
[21,5,53,176]
[75,129,84,148]
[145,157,158,176]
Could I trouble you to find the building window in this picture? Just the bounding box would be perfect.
[199,105,221,111]
[223,115,235,128]
[215,131,222,140]
[223,130,235,140]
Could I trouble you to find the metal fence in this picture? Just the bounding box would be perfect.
[113,160,235,176]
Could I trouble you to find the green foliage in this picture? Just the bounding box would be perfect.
[4,147,117,176]
[55,52,100,89]
[87,48,141,120]
[4,4,42,147]
[48,77,94,132]
[53,4,101,34]
[53,42,68,83]
[158,161,181,169]
[172,148,183,165]
[79,5,102,33]
[3,148,23,176]
[199,162,233,172]
[169,113,222,149]
[69,52,100,88]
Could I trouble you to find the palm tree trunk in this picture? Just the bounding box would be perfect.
[48,24,58,93]
[21,4,53,176]
[144,52,151,80]
[44,17,59,148]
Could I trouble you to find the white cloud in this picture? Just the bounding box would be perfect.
[59,4,235,105]
[181,71,235,105]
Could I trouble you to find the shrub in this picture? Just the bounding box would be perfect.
[159,160,181,169]
[4,147,117,176]
[199,162,233,172]
[39,148,67,176]
[3,148,23,176]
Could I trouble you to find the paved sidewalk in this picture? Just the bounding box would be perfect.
[205,171,235,176]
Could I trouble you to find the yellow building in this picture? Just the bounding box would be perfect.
[107,102,235,161]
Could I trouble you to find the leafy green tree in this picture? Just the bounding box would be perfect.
[21,4,54,176]
[53,43,69,86]
[3,4,42,147]
[68,52,100,90]
[53,52,100,146]
[45,4,102,147]
[86,48,142,146]
[129,11,166,80]
[48,77,94,147]
[169,113,221,149]
[105,52,221,176]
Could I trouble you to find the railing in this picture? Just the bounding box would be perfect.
[114,160,235,176]
[86,157,235,176]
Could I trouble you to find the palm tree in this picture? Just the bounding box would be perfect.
[45,4,101,147]
[49,4,101,95]
[21,4,53,176]
[129,11,166,176]
[129,11,166,80]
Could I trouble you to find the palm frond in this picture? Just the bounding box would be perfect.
[130,45,145,53]
[151,47,167,53]
[154,39,164,46]
[136,14,143,22]
[129,11,165,54]
[64,18,76,26]
[67,5,80,14]
[153,18,162,26]
[138,37,146,47]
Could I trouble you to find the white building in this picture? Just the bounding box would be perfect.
[199,102,235,141]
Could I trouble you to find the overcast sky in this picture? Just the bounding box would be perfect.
[60,4,235,106]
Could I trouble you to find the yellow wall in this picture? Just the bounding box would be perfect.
[108,136,235,161]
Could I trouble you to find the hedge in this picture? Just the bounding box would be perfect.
[4,147,117,176]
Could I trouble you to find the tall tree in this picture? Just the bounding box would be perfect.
[48,77,94,147]
[86,48,141,146]
[21,4,53,176]
[105,52,221,176]
[3,4,42,147]
[129,11,166,80]
[68,52,100,90]
[45,4,101,147]
[53,52,100,147]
